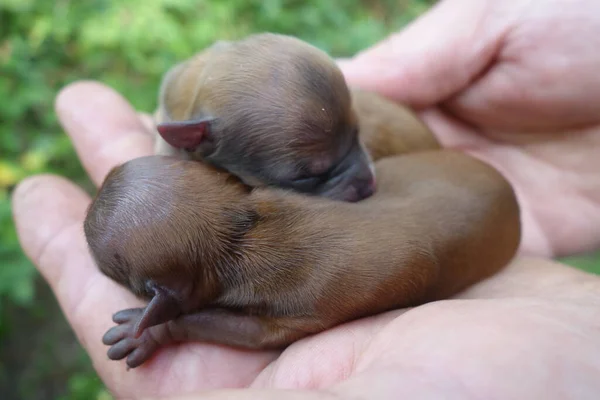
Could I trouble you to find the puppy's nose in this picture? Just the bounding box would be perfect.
[356,176,376,200]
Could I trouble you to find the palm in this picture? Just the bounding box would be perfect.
[421,107,600,258]
[12,82,600,399]
[427,0,600,258]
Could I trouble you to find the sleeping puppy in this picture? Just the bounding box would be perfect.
[153,33,439,202]
[84,33,519,370]
[85,152,520,368]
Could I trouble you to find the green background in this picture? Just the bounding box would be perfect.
[1,1,599,399]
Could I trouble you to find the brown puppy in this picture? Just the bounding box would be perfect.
[153,33,438,202]
[85,152,520,368]
[352,90,439,160]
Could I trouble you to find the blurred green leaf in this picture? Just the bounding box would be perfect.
[0,190,36,309]
[57,372,112,400]
[560,252,600,275]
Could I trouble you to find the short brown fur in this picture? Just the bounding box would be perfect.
[86,150,520,368]
[153,33,439,201]
[85,34,520,368]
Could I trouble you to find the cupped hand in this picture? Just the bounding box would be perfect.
[339,0,600,258]
[11,81,600,399]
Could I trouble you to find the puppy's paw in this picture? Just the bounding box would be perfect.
[102,308,161,368]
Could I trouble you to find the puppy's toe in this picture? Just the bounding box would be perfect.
[107,338,138,360]
[126,342,157,368]
[102,324,132,345]
[113,308,144,323]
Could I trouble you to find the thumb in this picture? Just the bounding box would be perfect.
[339,0,504,108]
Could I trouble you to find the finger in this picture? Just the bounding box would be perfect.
[338,0,501,108]
[55,80,154,186]
[149,390,336,400]
[11,175,144,376]
[138,111,157,135]
[456,257,600,300]
[12,175,93,286]
[11,173,143,321]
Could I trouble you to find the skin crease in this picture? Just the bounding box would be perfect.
[10,82,600,399]
[338,0,600,258]
[9,0,600,397]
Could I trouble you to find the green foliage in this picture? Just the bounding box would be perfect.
[59,372,113,400]
[561,251,600,275]
[0,190,36,308]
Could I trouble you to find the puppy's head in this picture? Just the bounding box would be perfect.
[84,155,259,311]
[157,33,376,202]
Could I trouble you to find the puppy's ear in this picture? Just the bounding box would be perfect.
[133,282,182,338]
[156,117,215,150]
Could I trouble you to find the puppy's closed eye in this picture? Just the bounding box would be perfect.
[288,174,329,192]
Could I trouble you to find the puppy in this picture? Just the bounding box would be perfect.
[84,152,520,368]
[153,33,439,202]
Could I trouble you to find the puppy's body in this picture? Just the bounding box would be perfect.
[86,33,519,369]
[86,152,520,368]
[152,33,439,201]
[352,90,439,161]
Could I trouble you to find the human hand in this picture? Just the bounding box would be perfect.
[12,81,600,399]
[339,0,600,258]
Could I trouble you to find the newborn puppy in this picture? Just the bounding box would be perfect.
[153,33,438,202]
[85,153,520,368]
[352,90,439,160]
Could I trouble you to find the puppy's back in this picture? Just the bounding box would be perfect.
[367,151,521,299]
[352,90,440,160]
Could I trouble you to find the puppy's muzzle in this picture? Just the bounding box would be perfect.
[320,143,376,202]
